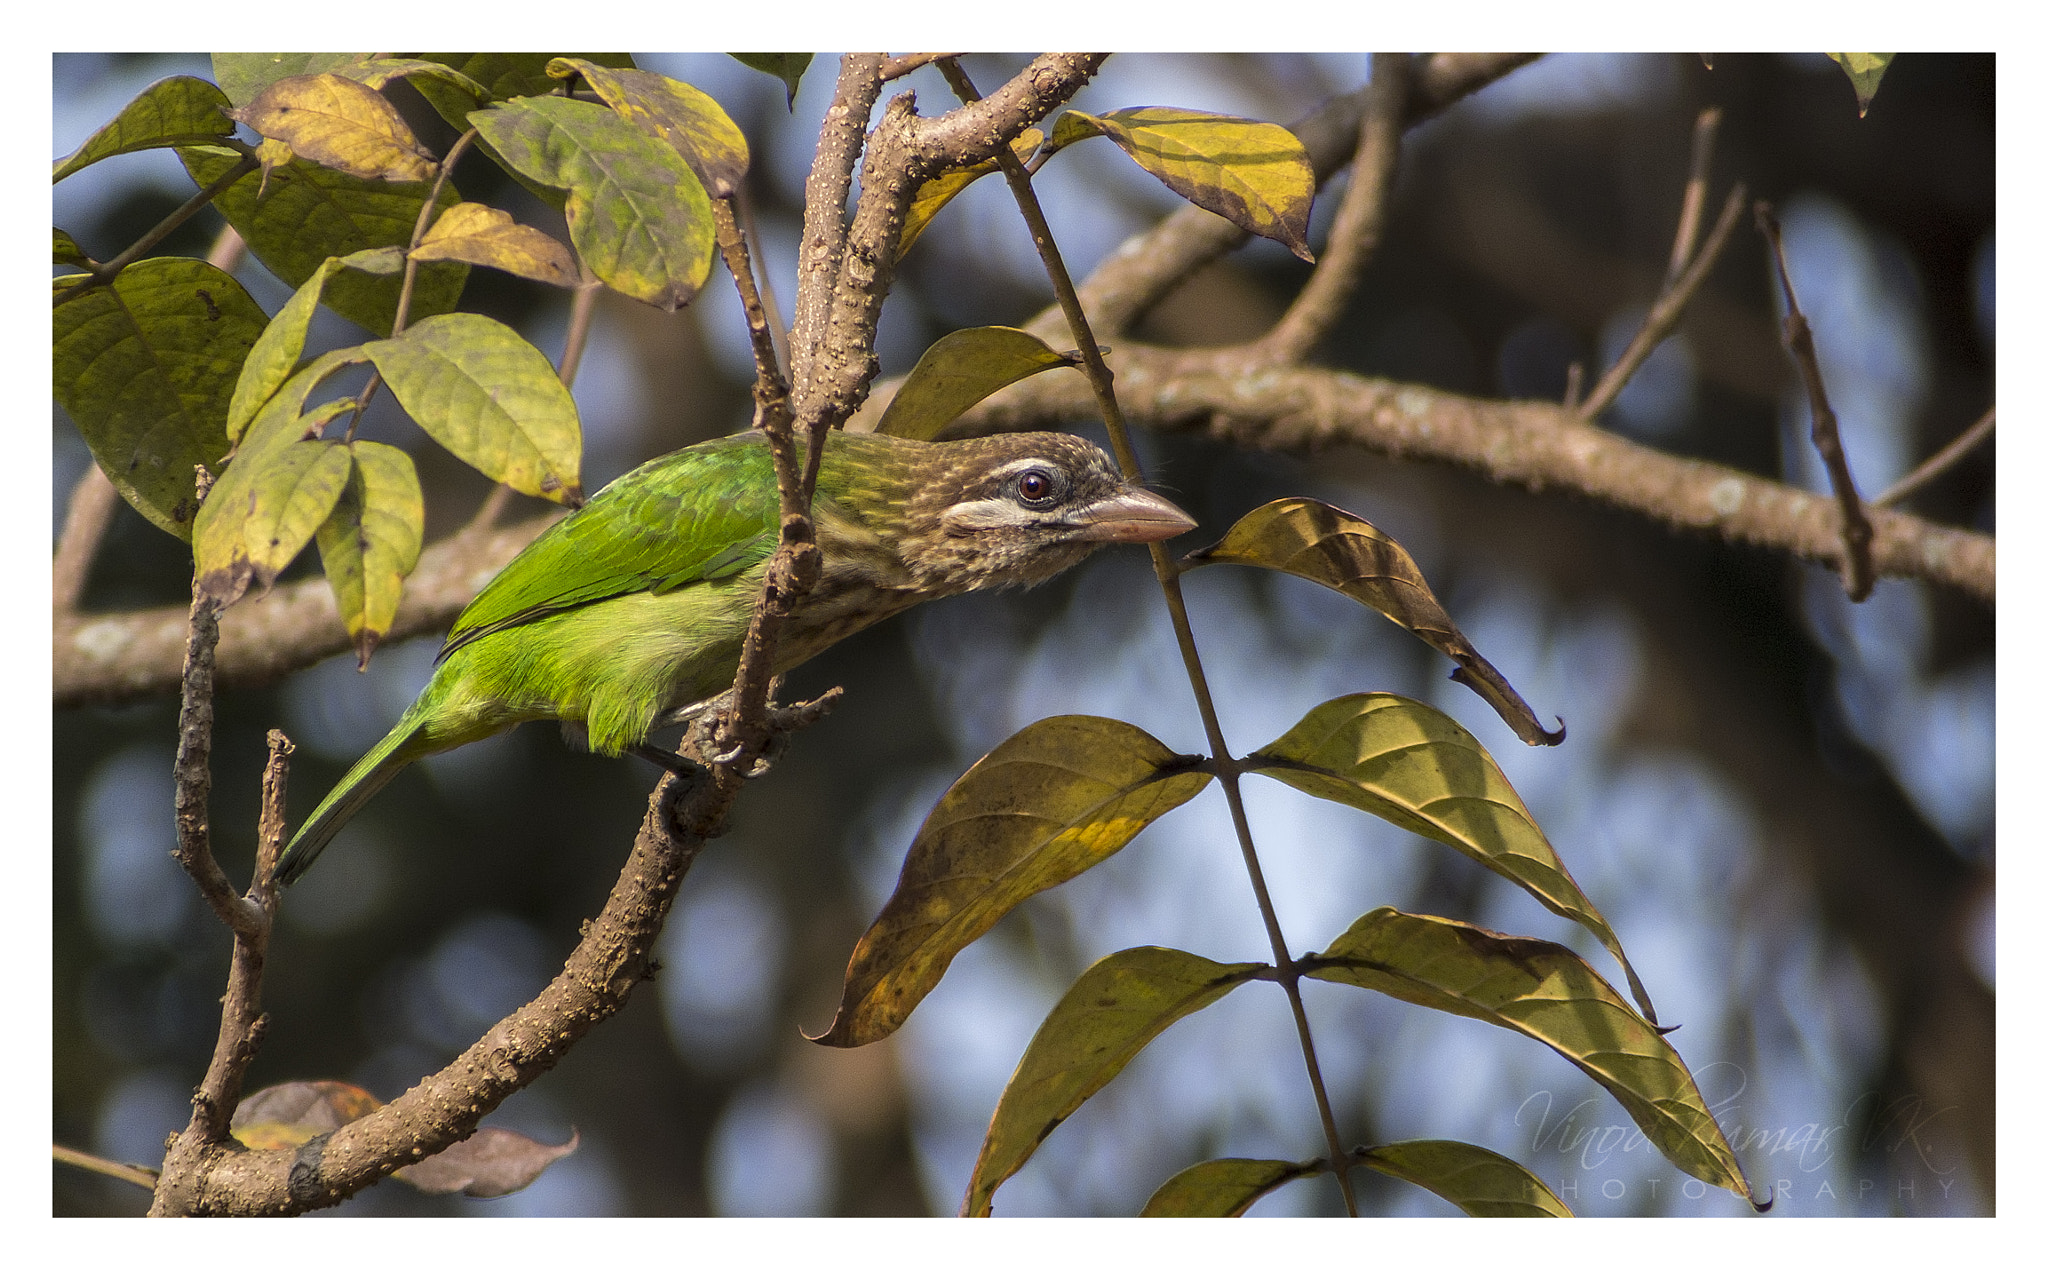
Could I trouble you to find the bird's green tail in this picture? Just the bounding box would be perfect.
[277,713,428,886]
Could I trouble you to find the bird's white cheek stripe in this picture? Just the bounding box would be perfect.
[940,498,1039,533]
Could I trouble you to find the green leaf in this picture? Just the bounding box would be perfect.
[1308,908,1754,1202]
[361,312,583,504]
[1139,1157,1320,1217]
[411,202,578,287]
[1248,693,1658,1025]
[1356,1140,1573,1216]
[1187,498,1563,746]
[211,54,373,109]
[53,257,268,539]
[899,129,1042,255]
[230,73,438,183]
[1826,53,1896,117]
[226,256,342,445]
[965,947,1264,1216]
[180,144,468,334]
[470,96,714,311]
[52,75,234,183]
[1056,107,1315,261]
[193,438,353,606]
[329,57,490,104]
[54,228,90,268]
[730,53,811,108]
[547,59,750,199]
[814,716,1212,1048]
[316,440,425,668]
[873,326,1075,441]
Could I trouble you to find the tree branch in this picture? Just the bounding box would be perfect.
[1875,406,1994,508]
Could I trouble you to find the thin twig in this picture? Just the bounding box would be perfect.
[881,52,962,81]
[53,1144,160,1191]
[941,55,1361,1220]
[205,222,246,273]
[1562,361,1585,411]
[1756,200,1876,601]
[736,180,790,376]
[52,465,118,613]
[1577,183,1745,421]
[1667,107,1722,285]
[54,152,258,308]
[1875,407,1995,507]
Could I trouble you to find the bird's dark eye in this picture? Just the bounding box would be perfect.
[1012,467,1061,507]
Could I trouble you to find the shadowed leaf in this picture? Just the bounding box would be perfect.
[1055,107,1314,261]
[412,202,577,287]
[180,143,467,334]
[331,57,489,104]
[874,326,1075,440]
[731,53,811,107]
[900,128,1042,254]
[1308,908,1754,1201]
[815,716,1212,1048]
[1188,498,1562,746]
[1357,1140,1572,1216]
[414,53,635,119]
[362,312,583,504]
[211,54,371,108]
[1140,1157,1319,1217]
[54,228,90,266]
[316,440,425,667]
[1248,692,1657,1023]
[470,96,713,310]
[548,58,750,198]
[966,947,1264,1216]
[52,75,233,182]
[1826,53,1896,117]
[231,73,437,183]
[53,258,267,538]
[231,1080,577,1198]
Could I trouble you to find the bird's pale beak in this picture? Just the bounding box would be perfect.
[1071,486,1199,543]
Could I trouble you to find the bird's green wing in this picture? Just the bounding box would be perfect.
[442,432,780,661]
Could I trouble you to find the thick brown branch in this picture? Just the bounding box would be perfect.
[788,55,886,403]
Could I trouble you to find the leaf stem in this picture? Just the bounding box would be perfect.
[941,57,1359,1217]
[54,151,258,308]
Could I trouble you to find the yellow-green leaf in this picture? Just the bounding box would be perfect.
[331,57,490,104]
[1058,107,1315,261]
[1248,693,1657,1025]
[180,143,468,334]
[411,202,578,287]
[194,438,353,606]
[1356,1140,1573,1216]
[1308,909,1754,1202]
[226,256,344,445]
[1188,498,1563,746]
[1826,53,1896,117]
[547,59,750,198]
[1140,1157,1319,1216]
[873,326,1076,441]
[815,716,1212,1049]
[730,53,811,108]
[52,75,234,183]
[900,129,1041,255]
[211,54,373,109]
[54,228,90,268]
[470,96,713,311]
[316,440,425,667]
[231,73,437,183]
[414,53,635,119]
[361,312,583,504]
[965,947,1264,1216]
[53,257,268,539]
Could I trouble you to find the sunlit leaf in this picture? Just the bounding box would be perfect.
[815,716,1212,1048]
[194,438,353,605]
[470,96,713,310]
[361,312,583,504]
[1357,1140,1573,1216]
[873,326,1075,440]
[54,228,90,267]
[1826,53,1896,117]
[226,254,347,444]
[231,73,438,183]
[1248,693,1657,1024]
[900,129,1041,254]
[1139,1157,1320,1216]
[316,440,425,667]
[730,53,811,108]
[1188,498,1562,746]
[548,58,750,198]
[52,257,267,538]
[1308,908,1754,1201]
[1056,107,1314,261]
[180,143,467,334]
[52,75,233,182]
[966,947,1264,1216]
[411,202,578,287]
[211,54,372,109]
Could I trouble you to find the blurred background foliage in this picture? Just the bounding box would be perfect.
[53,52,1993,1216]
